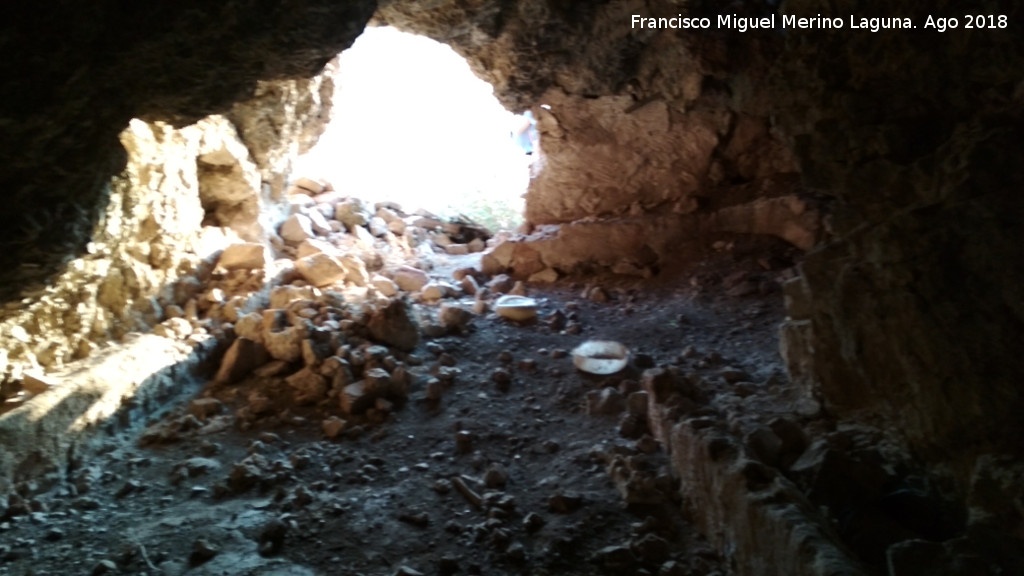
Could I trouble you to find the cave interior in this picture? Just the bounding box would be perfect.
[0,1,1021,575]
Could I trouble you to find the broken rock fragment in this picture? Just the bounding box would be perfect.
[420,282,444,301]
[214,337,267,384]
[295,253,347,287]
[367,298,419,352]
[394,265,430,292]
[438,303,473,333]
[279,213,314,245]
[286,366,328,405]
[322,416,347,439]
[264,326,304,363]
[335,199,368,230]
[371,274,399,296]
[218,242,266,270]
[341,381,375,415]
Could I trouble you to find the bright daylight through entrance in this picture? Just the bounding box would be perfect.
[293,26,532,232]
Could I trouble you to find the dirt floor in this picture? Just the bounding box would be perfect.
[0,239,801,576]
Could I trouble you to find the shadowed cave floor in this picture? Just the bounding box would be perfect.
[0,245,802,576]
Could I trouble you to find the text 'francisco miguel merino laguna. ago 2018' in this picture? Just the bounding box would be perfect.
[631,14,946,33]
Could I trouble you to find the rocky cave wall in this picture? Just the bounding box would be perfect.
[379,0,1024,491]
[0,0,1021,563]
[0,0,376,302]
[770,0,1024,484]
[377,0,818,278]
[0,59,339,393]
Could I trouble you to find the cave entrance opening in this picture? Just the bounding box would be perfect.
[293,26,530,232]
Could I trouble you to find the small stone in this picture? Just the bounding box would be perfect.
[182,457,222,477]
[491,368,511,392]
[219,243,267,270]
[295,253,348,287]
[335,200,368,229]
[472,298,488,315]
[296,237,337,259]
[727,280,759,297]
[285,366,329,405]
[548,491,584,514]
[487,274,514,294]
[388,219,406,235]
[340,382,375,415]
[438,556,460,576]
[367,298,420,352]
[483,463,508,489]
[421,282,444,301]
[20,372,56,395]
[720,366,750,383]
[460,275,479,295]
[587,286,609,302]
[322,416,347,439]
[636,435,659,454]
[438,304,473,333]
[91,559,118,575]
[393,266,430,292]
[393,567,425,576]
[363,367,393,397]
[398,511,431,528]
[437,366,461,384]
[371,274,398,297]
[627,391,649,417]
[659,560,688,576]
[528,268,559,283]
[586,387,626,416]
[506,541,526,563]
[258,518,289,557]
[369,216,389,236]
[115,480,141,499]
[279,213,314,245]
[375,397,394,413]
[455,430,474,454]
[886,540,950,576]
[254,359,290,378]
[745,426,783,467]
[593,545,636,572]
[214,338,267,384]
[425,378,444,401]
[189,538,220,566]
[452,267,476,281]
[292,177,325,195]
[523,512,546,533]
[433,479,453,494]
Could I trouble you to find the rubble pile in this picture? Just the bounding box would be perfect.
[137,177,527,436]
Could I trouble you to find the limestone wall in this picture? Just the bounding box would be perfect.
[0,65,338,399]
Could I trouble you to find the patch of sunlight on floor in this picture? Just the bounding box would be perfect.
[293,26,532,231]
